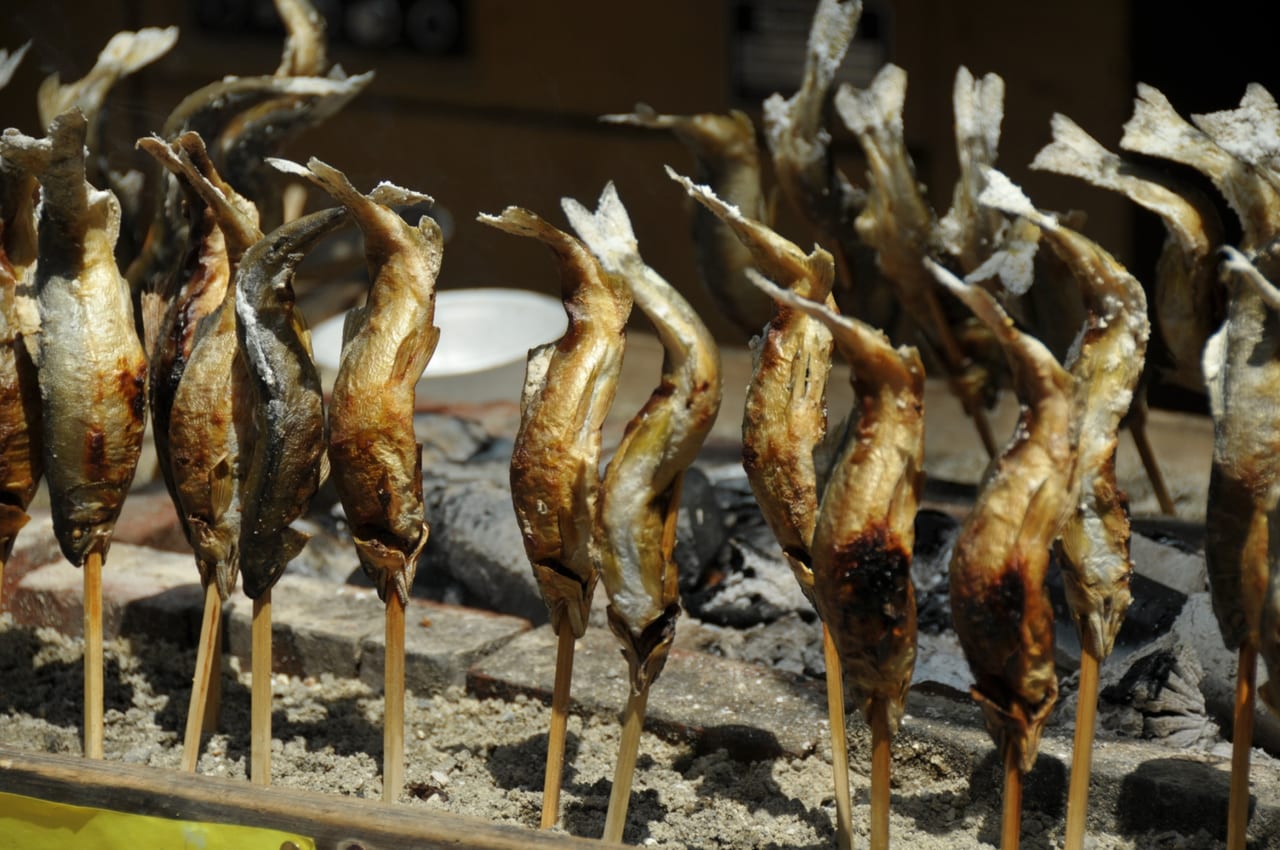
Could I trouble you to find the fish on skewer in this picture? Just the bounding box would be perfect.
[980,169,1150,850]
[271,156,437,803]
[665,166,856,845]
[136,131,259,770]
[747,264,924,850]
[1125,84,1280,850]
[35,27,177,180]
[0,111,149,761]
[927,256,1077,850]
[836,65,998,457]
[1033,112,1223,397]
[479,202,632,828]
[563,183,721,845]
[236,204,348,787]
[0,46,43,591]
[762,0,891,329]
[600,104,773,337]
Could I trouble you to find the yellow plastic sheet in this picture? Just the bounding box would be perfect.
[0,791,315,849]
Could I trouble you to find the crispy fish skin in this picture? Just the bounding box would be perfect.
[235,206,346,599]
[836,66,996,438]
[668,167,834,601]
[750,268,924,733]
[480,205,631,638]
[0,112,147,566]
[602,105,773,336]
[982,170,1150,660]
[141,133,261,599]
[928,258,1076,773]
[1033,112,1222,394]
[278,157,440,604]
[0,160,42,561]
[564,184,722,694]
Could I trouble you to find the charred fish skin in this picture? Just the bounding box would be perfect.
[1032,112,1223,395]
[667,167,834,601]
[749,268,924,732]
[982,169,1150,661]
[602,105,773,337]
[480,205,632,639]
[276,157,440,604]
[564,183,722,694]
[235,206,347,599]
[928,258,1076,773]
[0,111,147,567]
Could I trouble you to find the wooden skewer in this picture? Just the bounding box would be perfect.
[202,626,223,735]
[821,626,853,850]
[1001,743,1022,850]
[541,625,577,829]
[1227,643,1257,850]
[1063,647,1100,850]
[250,590,273,786]
[870,697,892,850]
[602,684,651,844]
[83,551,104,760]
[181,583,223,772]
[383,591,406,804]
[1127,410,1176,516]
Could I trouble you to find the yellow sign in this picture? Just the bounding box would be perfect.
[0,791,315,849]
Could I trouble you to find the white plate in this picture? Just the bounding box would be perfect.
[311,287,567,404]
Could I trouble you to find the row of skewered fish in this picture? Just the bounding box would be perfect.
[5,0,1280,847]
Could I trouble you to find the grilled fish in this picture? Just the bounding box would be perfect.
[0,62,42,564]
[564,183,722,693]
[836,65,997,455]
[0,112,147,566]
[275,157,438,604]
[480,205,631,638]
[667,166,834,602]
[984,169,1150,660]
[138,132,261,598]
[762,0,887,327]
[235,206,347,599]
[36,27,177,161]
[601,104,773,337]
[1033,112,1223,395]
[1122,85,1280,652]
[274,0,329,78]
[928,256,1076,773]
[749,266,924,732]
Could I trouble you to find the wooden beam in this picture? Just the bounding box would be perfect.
[0,746,622,849]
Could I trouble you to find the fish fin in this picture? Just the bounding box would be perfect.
[139,290,167,360]
[208,454,234,523]
[281,525,311,564]
[391,324,439,384]
[318,448,331,488]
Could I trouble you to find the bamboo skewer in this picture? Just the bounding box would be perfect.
[603,685,651,845]
[83,551,104,760]
[870,698,892,850]
[1127,415,1176,516]
[383,592,406,803]
[182,583,223,772]
[822,627,853,850]
[1063,648,1100,850]
[1227,643,1257,850]
[541,626,577,829]
[251,590,273,786]
[203,635,223,734]
[1001,743,1023,850]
